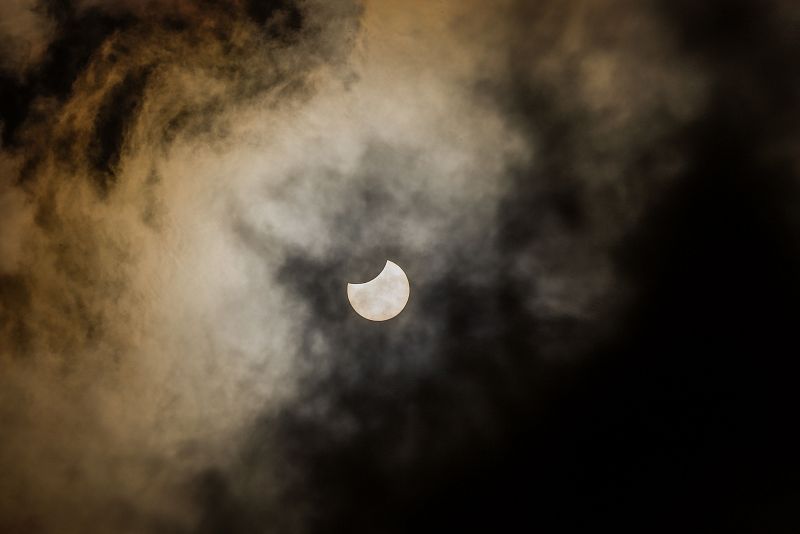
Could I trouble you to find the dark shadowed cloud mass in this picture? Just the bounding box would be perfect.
[1,1,799,532]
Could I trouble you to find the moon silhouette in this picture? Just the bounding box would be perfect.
[347,260,410,321]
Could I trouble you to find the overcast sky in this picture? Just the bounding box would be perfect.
[1,1,799,533]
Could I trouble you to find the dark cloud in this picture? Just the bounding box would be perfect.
[89,67,151,191]
[0,0,332,155]
[0,3,133,146]
[0,71,33,146]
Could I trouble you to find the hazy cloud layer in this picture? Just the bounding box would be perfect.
[1,0,796,533]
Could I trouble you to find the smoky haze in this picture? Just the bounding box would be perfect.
[1,1,798,533]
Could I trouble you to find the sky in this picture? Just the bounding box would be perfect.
[0,1,799,532]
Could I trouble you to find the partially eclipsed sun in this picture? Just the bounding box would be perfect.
[347,260,410,321]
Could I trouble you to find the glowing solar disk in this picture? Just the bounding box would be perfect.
[347,260,410,321]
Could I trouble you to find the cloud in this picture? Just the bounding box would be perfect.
[5,0,796,532]
[0,0,55,75]
[0,1,365,531]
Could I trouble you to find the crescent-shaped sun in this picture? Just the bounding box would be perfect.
[347,260,410,321]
